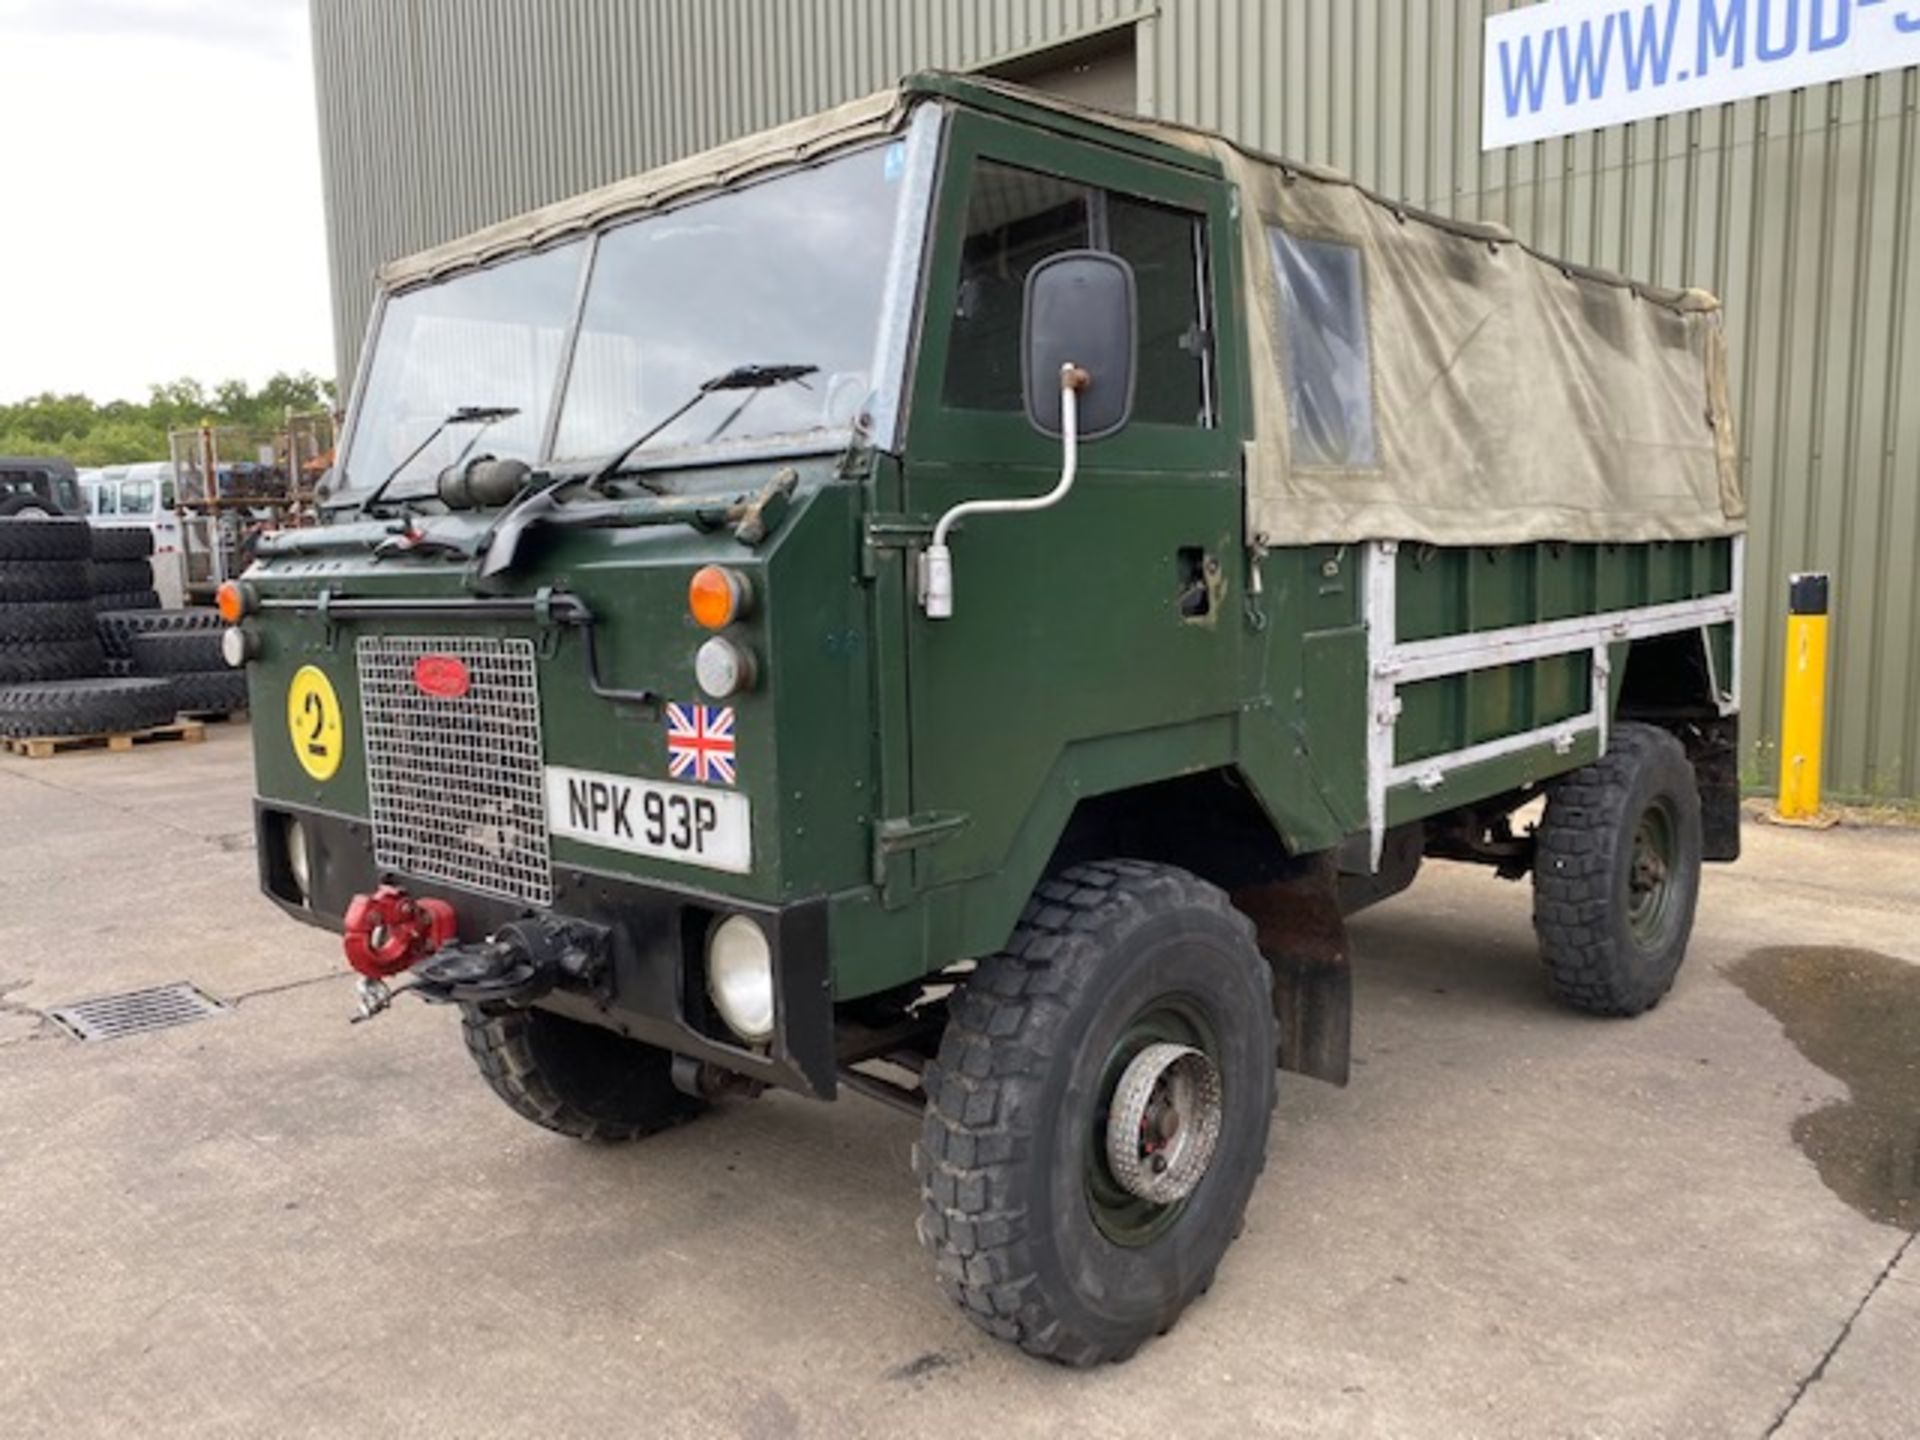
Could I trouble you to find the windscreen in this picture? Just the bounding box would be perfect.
[338,140,916,499]
[552,144,907,462]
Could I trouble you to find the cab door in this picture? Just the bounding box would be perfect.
[899,116,1244,891]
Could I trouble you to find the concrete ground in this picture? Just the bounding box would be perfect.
[2,726,1916,1440]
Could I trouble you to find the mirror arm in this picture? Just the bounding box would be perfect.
[921,365,1089,620]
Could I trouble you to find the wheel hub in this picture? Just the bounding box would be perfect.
[1104,1042,1223,1204]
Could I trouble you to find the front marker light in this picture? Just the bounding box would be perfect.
[220,626,255,668]
[706,914,774,1043]
[695,635,756,699]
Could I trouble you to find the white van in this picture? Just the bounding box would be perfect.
[77,462,188,607]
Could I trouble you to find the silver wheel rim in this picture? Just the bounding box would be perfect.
[1103,1041,1223,1204]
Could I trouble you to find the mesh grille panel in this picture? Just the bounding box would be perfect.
[358,635,552,907]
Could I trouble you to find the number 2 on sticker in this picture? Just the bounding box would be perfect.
[286,665,344,782]
[302,690,327,755]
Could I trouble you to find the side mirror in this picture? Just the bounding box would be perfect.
[1022,250,1136,440]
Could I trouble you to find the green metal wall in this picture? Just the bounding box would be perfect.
[312,0,1920,802]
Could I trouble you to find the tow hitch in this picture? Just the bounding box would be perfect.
[343,884,610,1021]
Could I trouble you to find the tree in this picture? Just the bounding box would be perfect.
[0,372,337,466]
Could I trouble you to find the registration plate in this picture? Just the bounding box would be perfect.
[545,765,751,874]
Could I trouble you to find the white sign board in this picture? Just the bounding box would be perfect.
[1484,0,1920,150]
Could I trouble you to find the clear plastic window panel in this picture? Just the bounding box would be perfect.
[1269,226,1379,468]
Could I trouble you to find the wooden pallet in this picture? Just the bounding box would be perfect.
[2,719,206,760]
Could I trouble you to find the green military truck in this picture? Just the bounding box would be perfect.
[234,75,1743,1364]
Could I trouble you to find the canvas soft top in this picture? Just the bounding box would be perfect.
[379,73,1743,548]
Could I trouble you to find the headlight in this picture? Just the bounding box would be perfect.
[284,817,312,902]
[706,914,774,1043]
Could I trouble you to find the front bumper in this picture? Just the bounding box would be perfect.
[255,799,835,1098]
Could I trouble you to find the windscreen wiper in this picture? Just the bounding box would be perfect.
[587,363,818,490]
[476,364,815,582]
[360,404,520,515]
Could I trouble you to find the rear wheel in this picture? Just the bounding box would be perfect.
[1532,723,1703,1016]
[915,860,1275,1366]
[460,1004,706,1142]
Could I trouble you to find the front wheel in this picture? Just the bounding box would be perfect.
[461,1004,706,1142]
[915,860,1276,1366]
[1532,722,1704,1016]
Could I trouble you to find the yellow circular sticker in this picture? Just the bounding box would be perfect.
[287,665,344,781]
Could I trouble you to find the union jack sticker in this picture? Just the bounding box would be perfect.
[665,702,736,785]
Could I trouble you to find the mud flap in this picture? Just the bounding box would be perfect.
[1234,853,1352,1087]
[1688,716,1742,863]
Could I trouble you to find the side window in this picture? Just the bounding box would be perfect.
[160,478,176,508]
[1268,226,1378,468]
[97,484,120,516]
[942,159,1213,427]
[943,162,1090,413]
[122,479,155,515]
[1107,194,1209,427]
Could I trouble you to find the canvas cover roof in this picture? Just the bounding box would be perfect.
[379,74,1743,547]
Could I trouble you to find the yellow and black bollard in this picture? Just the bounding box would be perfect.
[1773,572,1831,824]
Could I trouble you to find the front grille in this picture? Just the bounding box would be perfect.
[357,635,553,907]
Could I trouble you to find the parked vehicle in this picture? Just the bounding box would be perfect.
[0,456,81,517]
[230,74,1745,1365]
[78,463,187,608]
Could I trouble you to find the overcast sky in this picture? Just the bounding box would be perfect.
[0,0,334,404]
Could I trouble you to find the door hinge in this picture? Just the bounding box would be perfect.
[861,514,935,580]
[871,810,969,887]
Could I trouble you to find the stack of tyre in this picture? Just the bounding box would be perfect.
[90,524,247,718]
[0,517,178,737]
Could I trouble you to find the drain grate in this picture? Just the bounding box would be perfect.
[49,983,227,1042]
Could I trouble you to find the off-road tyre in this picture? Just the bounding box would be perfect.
[0,517,87,556]
[0,677,178,737]
[460,1004,706,1142]
[88,559,155,595]
[0,638,103,684]
[129,629,224,674]
[1533,722,1704,1016]
[93,588,160,612]
[170,669,248,715]
[0,600,97,644]
[0,495,64,518]
[95,607,212,655]
[0,563,91,604]
[87,526,154,561]
[915,860,1276,1367]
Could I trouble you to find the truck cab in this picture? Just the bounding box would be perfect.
[234,74,1742,1366]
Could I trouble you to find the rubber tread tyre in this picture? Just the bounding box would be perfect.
[96,607,219,657]
[915,859,1276,1367]
[0,496,64,518]
[0,677,178,737]
[88,526,154,560]
[89,559,155,594]
[170,669,248,714]
[92,588,160,612]
[129,630,225,674]
[0,600,97,644]
[0,638,104,683]
[0,562,90,604]
[1532,723,1704,1017]
[460,1004,706,1142]
[0,517,90,561]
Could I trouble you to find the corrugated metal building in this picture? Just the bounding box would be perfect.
[310,0,1920,803]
